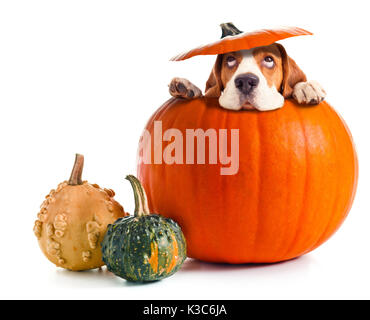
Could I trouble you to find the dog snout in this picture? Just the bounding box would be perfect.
[234,73,259,95]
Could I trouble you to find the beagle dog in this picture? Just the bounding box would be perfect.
[169,43,326,111]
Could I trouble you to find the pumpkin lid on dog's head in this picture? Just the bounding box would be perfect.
[171,23,312,61]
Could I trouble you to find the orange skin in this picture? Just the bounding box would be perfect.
[34,181,127,270]
[137,98,358,263]
[33,154,127,271]
[171,27,312,61]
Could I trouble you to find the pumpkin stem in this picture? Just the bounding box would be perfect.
[126,175,150,217]
[68,154,84,185]
[220,23,243,38]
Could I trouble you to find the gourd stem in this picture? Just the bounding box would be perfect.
[68,154,84,185]
[220,22,243,38]
[126,175,150,217]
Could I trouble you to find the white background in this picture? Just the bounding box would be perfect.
[0,0,369,300]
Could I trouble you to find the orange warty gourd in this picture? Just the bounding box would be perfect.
[33,154,127,270]
[137,98,358,263]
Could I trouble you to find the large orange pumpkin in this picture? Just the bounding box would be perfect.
[137,98,358,263]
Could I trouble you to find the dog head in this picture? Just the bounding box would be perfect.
[205,43,306,111]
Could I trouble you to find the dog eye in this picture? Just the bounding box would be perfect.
[226,56,237,68]
[263,56,275,68]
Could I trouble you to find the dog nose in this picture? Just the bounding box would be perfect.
[234,73,259,95]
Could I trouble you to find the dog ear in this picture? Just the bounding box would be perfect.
[205,54,224,98]
[275,43,307,98]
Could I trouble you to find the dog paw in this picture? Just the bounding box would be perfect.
[169,78,203,99]
[292,81,327,105]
